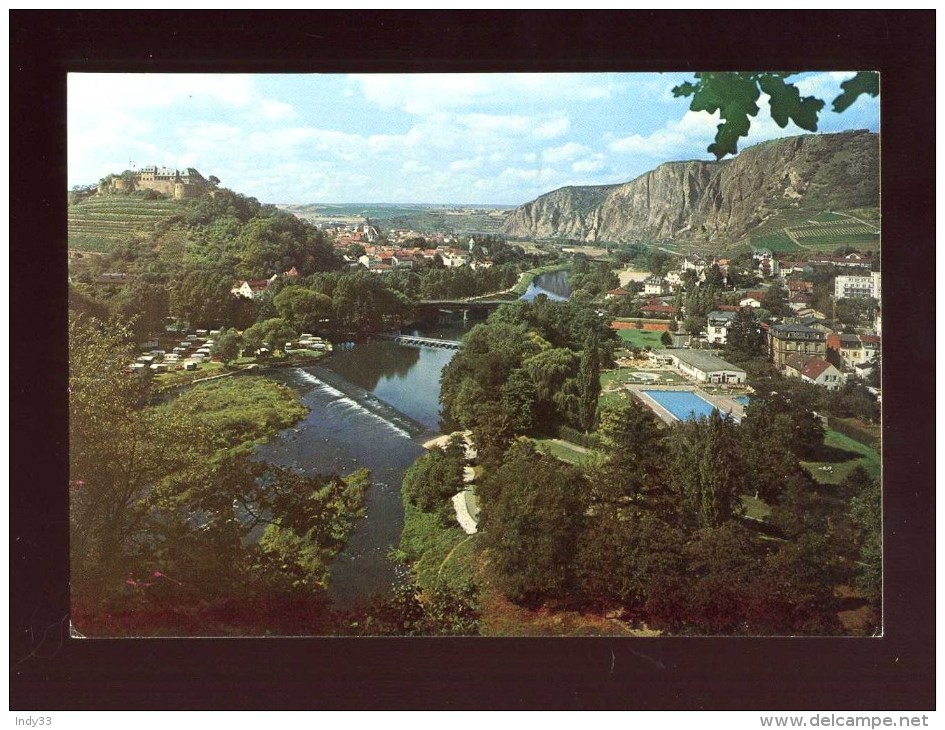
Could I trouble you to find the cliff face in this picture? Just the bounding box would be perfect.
[503,131,878,244]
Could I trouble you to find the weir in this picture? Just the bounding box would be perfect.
[302,365,441,443]
[377,333,462,350]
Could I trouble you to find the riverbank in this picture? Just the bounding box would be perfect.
[510,263,572,296]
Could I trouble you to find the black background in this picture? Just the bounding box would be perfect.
[10,10,935,710]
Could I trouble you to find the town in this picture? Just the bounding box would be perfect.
[67,130,882,639]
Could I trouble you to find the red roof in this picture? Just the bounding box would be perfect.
[860,335,881,345]
[248,279,269,291]
[607,287,630,296]
[641,305,677,314]
[284,266,299,277]
[801,358,834,380]
[745,290,766,300]
[717,304,740,312]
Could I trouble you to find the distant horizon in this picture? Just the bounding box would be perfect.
[69,73,879,205]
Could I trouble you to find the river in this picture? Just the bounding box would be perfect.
[255,271,569,610]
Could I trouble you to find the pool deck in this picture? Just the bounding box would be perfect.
[626,383,746,425]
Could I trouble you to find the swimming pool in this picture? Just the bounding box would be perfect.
[734,396,750,405]
[642,390,718,421]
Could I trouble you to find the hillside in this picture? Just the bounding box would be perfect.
[503,130,879,251]
[68,195,188,252]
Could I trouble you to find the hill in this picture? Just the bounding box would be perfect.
[503,130,879,252]
[68,195,188,252]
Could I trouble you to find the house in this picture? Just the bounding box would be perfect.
[283,266,299,279]
[643,275,669,295]
[826,333,881,370]
[768,323,827,369]
[640,304,678,318]
[835,273,880,300]
[783,354,846,390]
[705,310,738,345]
[789,290,814,310]
[659,349,747,384]
[665,271,685,287]
[231,279,271,300]
[606,287,631,299]
[681,255,707,273]
[752,248,781,278]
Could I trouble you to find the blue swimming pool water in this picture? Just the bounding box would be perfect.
[643,390,718,421]
[734,396,750,405]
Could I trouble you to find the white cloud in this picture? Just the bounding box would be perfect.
[534,115,570,139]
[260,98,297,122]
[572,154,606,174]
[543,142,590,164]
[609,108,720,158]
[449,157,482,172]
[349,73,624,116]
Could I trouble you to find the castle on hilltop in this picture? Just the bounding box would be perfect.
[107,165,210,200]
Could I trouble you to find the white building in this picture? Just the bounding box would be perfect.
[835,273,879,300]
[643,275,669,295]
[658,349,747,384]
[705,310,738,345]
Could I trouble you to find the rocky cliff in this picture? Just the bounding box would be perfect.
[503,131,878,245]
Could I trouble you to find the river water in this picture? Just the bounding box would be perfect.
[255,271,569,611]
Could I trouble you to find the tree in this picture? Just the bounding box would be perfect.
[171,269,234,330]
[575,330,601,432]
[761,282,789,316]
[849,473,882,607]
[575,506,685,613]
[211,328,243,365]
[672,72,878,158]
[664,411,745,530]
[660,331,673,347]
[69,315,210,605]
[401,448,465,522]
[274,286,332,333]
[724,308,766,363]
[595,400,663,501]
[479,441,587,603]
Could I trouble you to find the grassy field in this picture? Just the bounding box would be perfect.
[615,328,665,349]
[741,495,773,521]
[531,438,596,466]
[68,196,185,251]
[800,428,881,485]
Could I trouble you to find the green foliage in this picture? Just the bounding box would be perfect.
[160,375,308,449]
[211,328,243,365]
[402,448,465,522]
[479,441,587,603]
[664,411,746,530]
[744,393,825,460]
[255,469,370,592]
[575,331,602,432]
[575,506,686,610]
[723,308,766,363]
[673,72,874,158]
[832,72,879,113]
[242,318,298,354]
[171,269,236,330]
[273,285,332,333]
[849,474,882,605]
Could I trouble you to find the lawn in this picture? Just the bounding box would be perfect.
[741,495,773,520]
[531,438,597,466]
[600,369,686,389]
[800,428,881,485]
[615,328,665,349]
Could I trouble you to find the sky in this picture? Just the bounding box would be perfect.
[68,72,879,206]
